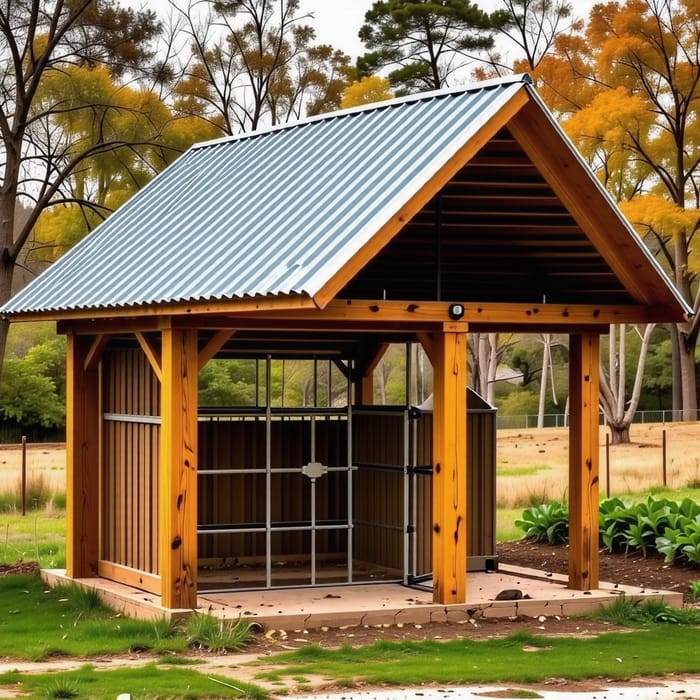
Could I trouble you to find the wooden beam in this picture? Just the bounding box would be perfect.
[507,100,683,310]
[353,342,389,404]
[29,293,318,324]
[568,332,600,590]
[135,332,162,383]
[83,334,112,371]
[215,300,683,328]
[52,297,685,334]
[160,327,199,609]
[66,334,100,578]
[431,323,468,604]
[198,329,235,371]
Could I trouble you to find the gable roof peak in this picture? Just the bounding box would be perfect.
[193,74,535,152]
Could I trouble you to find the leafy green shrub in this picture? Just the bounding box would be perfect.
[515,501,569,544]
[517,496,700,566]
[656,517,700,565]
[689,581,700,602]
[599,497,636,553]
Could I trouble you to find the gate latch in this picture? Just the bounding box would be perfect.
[302,461,328,479]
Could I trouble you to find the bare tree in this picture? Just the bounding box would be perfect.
[0,0,163,367]
[170,0,353,135]
[599,324,656,444]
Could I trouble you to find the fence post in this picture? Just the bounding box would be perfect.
[662,429,667,487]
[21,435,27,516]
[605,432,610,498]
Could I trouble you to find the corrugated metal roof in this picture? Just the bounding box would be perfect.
[1,75,532,316]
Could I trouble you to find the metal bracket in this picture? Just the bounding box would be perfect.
[302,461,328,479]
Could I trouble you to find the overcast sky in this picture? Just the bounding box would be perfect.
[301,0,597,61]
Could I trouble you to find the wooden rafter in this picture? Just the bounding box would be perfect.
[135,331,162,382]
[83,334,112,371]
[507,101,678,308]
[198,329,235,370]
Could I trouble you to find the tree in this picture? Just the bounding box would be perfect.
[0,336,66,429]
[0,0,164,370]
[533,0,700,420]
[357,0,508,95]
[340,75,393,108]
[599,324,656,444]
[171,0,354,135]
[483,0,581,75]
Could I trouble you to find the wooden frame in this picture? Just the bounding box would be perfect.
[568,333,600,589]
[66,334,100,578]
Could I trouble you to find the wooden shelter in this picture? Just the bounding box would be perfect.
[1,75,689,611]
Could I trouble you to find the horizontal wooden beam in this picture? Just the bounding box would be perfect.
[53,298,684,337]
[220,300,683,327]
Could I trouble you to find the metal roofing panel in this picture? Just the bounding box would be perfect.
[1,76,530,315]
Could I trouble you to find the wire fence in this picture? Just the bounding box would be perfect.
[496,409,700,431]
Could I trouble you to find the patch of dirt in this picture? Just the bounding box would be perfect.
[0,562,40,577]
[497,539,700,603]
[240,540,700,655]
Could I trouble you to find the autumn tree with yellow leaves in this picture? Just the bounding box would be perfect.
[533,0,700,426]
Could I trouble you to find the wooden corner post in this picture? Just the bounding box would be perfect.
[66,333,100,578]
[160,327,199,609]
[568,332,600,590]
[430,324,468,603]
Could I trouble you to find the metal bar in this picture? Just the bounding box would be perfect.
[403,409,410,585]
[346,367,353,584]
[103,412,161,425]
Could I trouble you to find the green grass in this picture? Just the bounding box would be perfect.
[497,465,550,477]
[617,486,700,503]
[0,508,66,568]
[255,627,700,687]
[0,573,267,698]
[497,507,525,541]
[0,663,267,699]
[0,574,191,660]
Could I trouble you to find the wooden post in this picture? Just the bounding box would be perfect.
[66,333,101,578]
[568,333,600,590]
[430,324,468,604]
[160,326,199,609]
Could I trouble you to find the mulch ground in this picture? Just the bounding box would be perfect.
[497,539,700,603]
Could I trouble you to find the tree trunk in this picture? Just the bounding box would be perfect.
[608,422,631,445]
[678,333,698,421]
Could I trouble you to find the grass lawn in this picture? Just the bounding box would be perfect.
[254,627,700,688]
[2,572,700,699]
[0,573,266,699]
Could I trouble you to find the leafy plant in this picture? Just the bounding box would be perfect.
[43,677,81,699]
[185,613,254,653]
[689,580,700,602]
[593,595,700,626]
[515,501,569,544]
[599,497,636,553]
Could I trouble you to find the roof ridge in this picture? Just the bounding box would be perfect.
[192,74,533,151]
